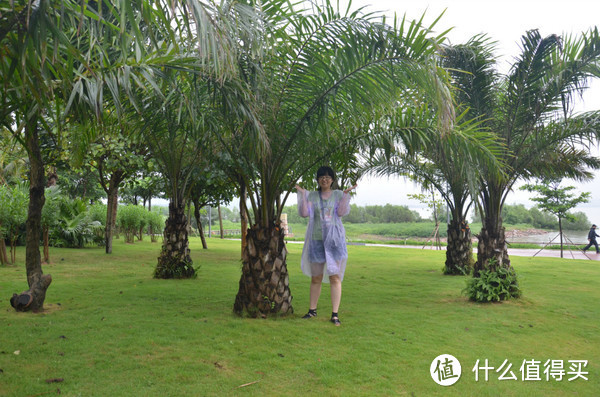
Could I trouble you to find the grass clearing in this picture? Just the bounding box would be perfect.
[1,238,598,396]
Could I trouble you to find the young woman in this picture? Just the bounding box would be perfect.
[295,166,356,326]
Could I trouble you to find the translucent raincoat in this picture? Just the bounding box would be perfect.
[297,189,351,282]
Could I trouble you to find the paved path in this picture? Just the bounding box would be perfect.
[352,243,600,261]
[289,240,600,260]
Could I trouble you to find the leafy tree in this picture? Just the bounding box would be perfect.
[121,171,165,209]
[344,204,367,224]
[521,179,590,257]
[0,185,10,265]
[0,128,28,186]
[502,204,533,225]
[0,184,28,264]
[563,211,590,230]
[6,184,28,264]
[529,207,558,229]
[54,164,105,203]
[83,123,149,253]
[188,158,237,249]
[144,72,223,278]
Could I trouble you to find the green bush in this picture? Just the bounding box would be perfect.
[463,260,522,302]
[117,205,148,243]
[50,197,102,248]
[88,203,107,226]
[147,209,165,242]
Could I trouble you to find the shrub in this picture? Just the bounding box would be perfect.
[117,205,147,243]
[50,198,102,248]
[463,260,522,302]
[147,209,165,242]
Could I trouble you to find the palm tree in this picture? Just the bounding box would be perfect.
[142,72,223,279]
[364,107,500,275]
[0,0,239,310]
[214,0,454,317]
[473,29,600,277]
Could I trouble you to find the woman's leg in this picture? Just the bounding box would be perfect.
[329,275,342,313]
[309,273,324,310]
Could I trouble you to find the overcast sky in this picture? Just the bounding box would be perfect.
[331,0,600,222]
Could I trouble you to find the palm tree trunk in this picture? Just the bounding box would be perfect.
[445,218,473,275]
[154,199,195,279]
[22,120,52,311]
[233,223,293,317]
[475,221,510,276]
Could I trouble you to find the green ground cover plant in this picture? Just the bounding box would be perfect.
[1,238,598,396]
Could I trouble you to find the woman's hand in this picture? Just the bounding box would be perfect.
[295,184,306,193]
[343,184,357,194]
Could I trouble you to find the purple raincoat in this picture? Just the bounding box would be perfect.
[298,189,351,282]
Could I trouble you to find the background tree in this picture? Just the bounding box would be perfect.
[0,128,28,186]
[521,179,591,257]
[87,126,148,253]
[121,170,164,209]
[0,183,28,265]
[189,163,237,249]
[54,164,105,203]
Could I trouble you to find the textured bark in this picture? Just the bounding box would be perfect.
[0,238,8,265]
[444,219,473,275]
[475,225,510,276]
[154,200,195,279]
[233,224,293,317]
[22,121,52,311]
[43,226,50,264]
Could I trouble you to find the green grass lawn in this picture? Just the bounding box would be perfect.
[1,238,598,396]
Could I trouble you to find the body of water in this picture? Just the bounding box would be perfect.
[508,231,589,245]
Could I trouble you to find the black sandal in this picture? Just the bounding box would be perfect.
[330,316,341,326]
[302,309,317,319]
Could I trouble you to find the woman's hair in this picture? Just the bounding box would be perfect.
[316,166,336,191]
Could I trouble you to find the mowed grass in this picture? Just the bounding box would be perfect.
[0,238,598,396]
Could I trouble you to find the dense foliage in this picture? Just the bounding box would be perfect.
[471,203,590,230]
[463,259,522,302]
[284,203,423,225]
